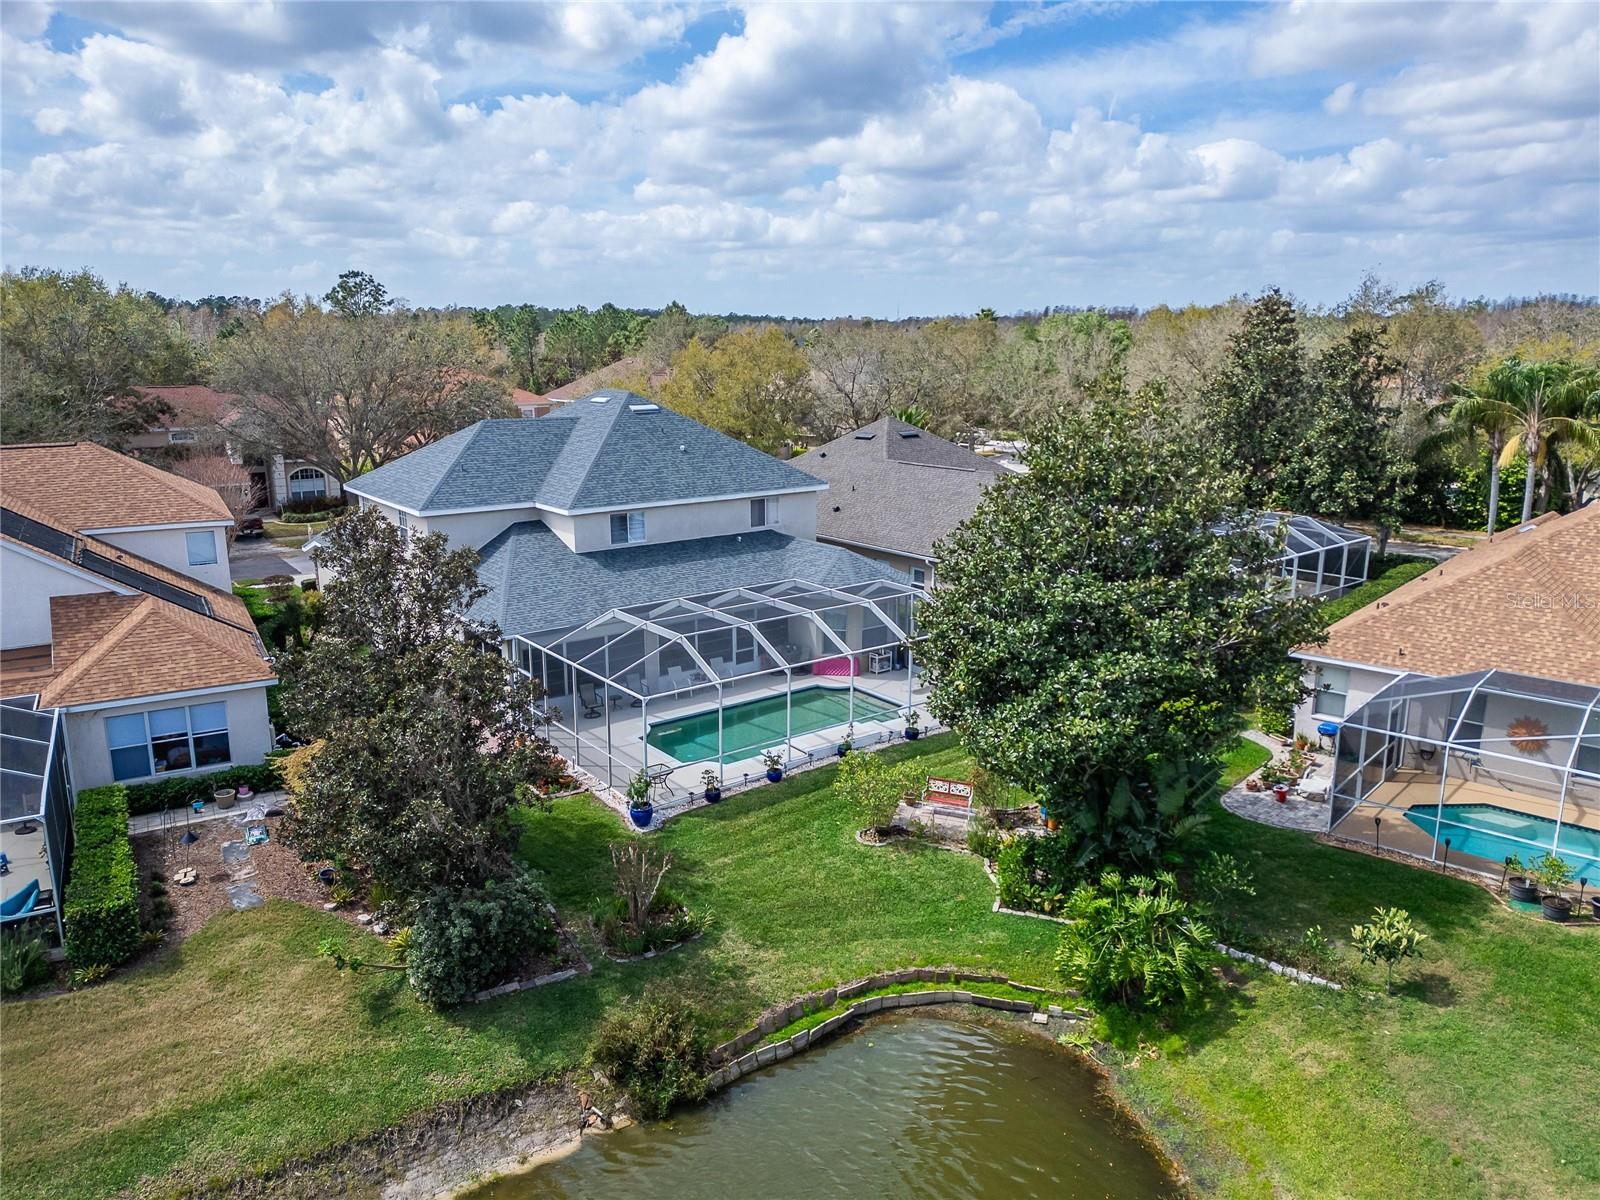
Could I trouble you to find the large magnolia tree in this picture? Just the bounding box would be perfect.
[279,508,563,902]
[918,387,1325,868]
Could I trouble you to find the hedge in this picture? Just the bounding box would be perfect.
[64,786,141,968]
[122,756,288,817]
[1317,557,1434,626]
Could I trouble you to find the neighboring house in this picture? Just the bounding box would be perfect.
[1,443,277,937]
[799,416,1008,588]
[1291,504,1600,740]
[530,357,672,410]
[1289,503,1600,879]
[129,384,343,511]
[343,390,923,806]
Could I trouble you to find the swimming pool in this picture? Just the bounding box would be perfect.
[1401,804,1600,877]
[646,685,901,766]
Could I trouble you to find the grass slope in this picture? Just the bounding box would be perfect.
[2,733,1592,1200]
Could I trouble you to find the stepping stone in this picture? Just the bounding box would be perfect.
[220,840,252,866]
[227,881,264,910]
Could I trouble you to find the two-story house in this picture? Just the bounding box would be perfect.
[342,391,926,809]
[1,442,277,787]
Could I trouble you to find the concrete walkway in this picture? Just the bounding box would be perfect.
[128,791,288,837]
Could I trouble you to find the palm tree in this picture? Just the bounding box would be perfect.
[1427,357,1526,536]
[1523,363,1600,515]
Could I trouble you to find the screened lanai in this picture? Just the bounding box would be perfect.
[1,695,72,944]
[1327,670,1600,878]
[507,577,927,808]
[1260,513,1371,599]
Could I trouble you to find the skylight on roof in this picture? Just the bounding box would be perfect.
[629,403,660,413]
[898,430,920,438]
[854,431,876,440]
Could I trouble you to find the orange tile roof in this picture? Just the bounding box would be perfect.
[1300,504,1600,685]
[542,357,671,401]
[0,499,272,706]
[1,440,233,529]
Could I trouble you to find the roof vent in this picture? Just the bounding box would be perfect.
[854,431,875,440]
[832,505,841,512]
[629,403,660,413]
[589,395,610,404]
[898,430,920,438]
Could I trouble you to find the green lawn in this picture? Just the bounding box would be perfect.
[1317,556,1437,624]
[1,732,1592,1200]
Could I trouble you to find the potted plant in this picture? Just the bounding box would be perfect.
[1505,853,1541,903]
[762,750,784,784]
[213,787,237,811]
[836,724,855,758]
[904,709,921,741]
[700,769,722,804]
[1531,852,1574,921]
[625,770,653,829]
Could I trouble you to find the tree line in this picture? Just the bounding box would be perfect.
[2,266,1595,533]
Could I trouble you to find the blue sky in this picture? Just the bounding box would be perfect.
[2,2,1596,316]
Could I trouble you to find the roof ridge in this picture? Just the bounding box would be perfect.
[44,595,155,699]
[418,421,495,510]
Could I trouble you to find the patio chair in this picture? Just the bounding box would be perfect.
[577,680,604,719]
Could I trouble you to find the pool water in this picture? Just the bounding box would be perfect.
[1401,804,1600,877]
[646,685,900,765]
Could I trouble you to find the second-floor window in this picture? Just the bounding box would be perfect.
[610,511,646,545]
[750,497,771,527]
[1313,665,1350,717]
[397,511,410,545]
[186,530,218,566]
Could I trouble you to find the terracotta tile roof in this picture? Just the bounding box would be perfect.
[0,500,272,706]
[1300,504,1600,685]
[1,440,233,529]
[130,385,240,430]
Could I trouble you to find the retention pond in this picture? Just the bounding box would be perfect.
[464,1013,1183,1200]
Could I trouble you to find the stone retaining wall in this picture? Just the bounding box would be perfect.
[704,967,1085,1092]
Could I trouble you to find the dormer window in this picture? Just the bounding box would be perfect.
[610,511,646,545]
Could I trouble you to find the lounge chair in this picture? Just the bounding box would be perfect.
[0,880,41,921]
[577,680,604,719]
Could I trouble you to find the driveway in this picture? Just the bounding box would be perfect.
[230,539,314,583]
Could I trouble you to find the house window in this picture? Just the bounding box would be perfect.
[911,566,927,588]
[287,467,327,501]
[105,702,232,782]
[750,498,770,528]
[185,530,218,566]
[610,511,646,545]
[397,511,410,545]
[1313,666,1350,717]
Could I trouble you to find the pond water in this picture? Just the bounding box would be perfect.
[465,1014,1183,1200]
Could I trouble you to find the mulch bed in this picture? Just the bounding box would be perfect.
[132,814,333,944]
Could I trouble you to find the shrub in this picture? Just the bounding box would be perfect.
[965,812,1002,861]
[589,988,713,1118]
[64,785,142,968]
[405,870,556,1006]
[1193,851,1257,942]
[835,751,918,831]
[277,497,347,520]
[1350,906,1426,994]
[0,932,51,995]
[1056,868,1217,1011]
[121,760,286,816]
[994,834,1069,914]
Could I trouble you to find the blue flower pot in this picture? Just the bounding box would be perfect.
[629,803,653,829]
[704,788,722,803]
[905,728,920,741]
[766,768,783,783]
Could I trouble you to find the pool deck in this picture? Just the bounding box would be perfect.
[543,666,929,803]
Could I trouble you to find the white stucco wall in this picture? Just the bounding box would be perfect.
[1,543,115,650]
[1291,657,1406,740]
[96,525,233,591]
[424,507,542,551]
[570,492,820,552]
[63,685,273,791]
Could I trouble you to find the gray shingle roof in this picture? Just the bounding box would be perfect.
[466,521,908,638]
[345,391,825,514]
[800,416,1007,560]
